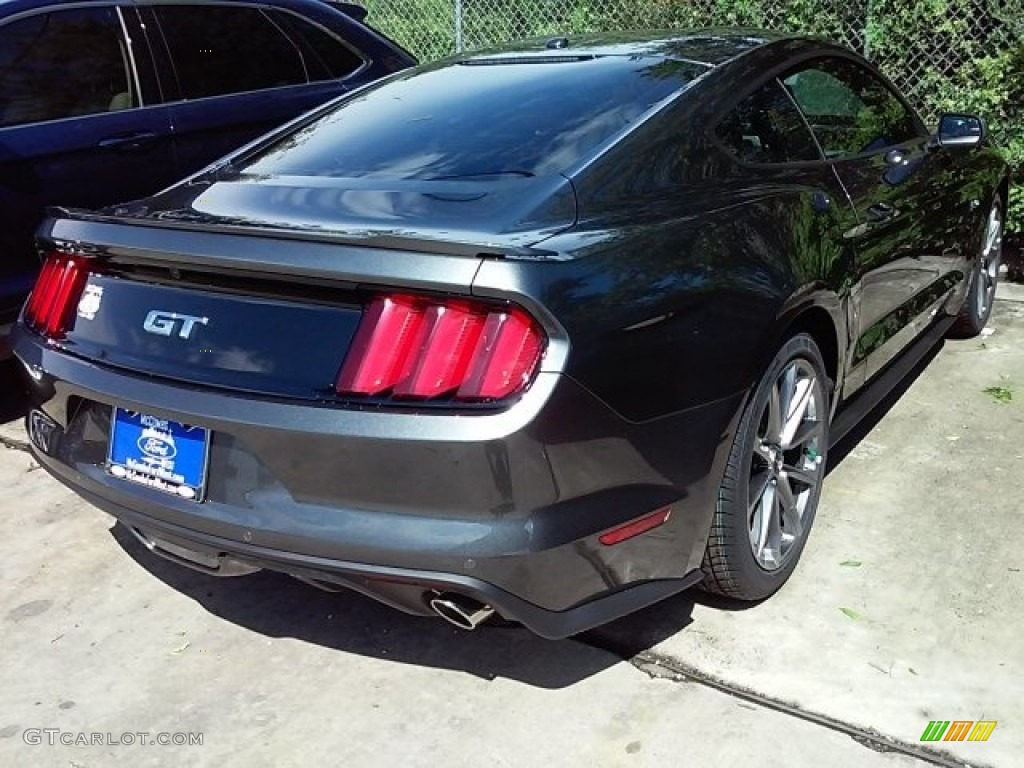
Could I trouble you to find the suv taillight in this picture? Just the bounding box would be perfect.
[336,294,546,402]
[24,253,94,339]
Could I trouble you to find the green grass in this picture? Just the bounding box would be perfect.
[983,385,1014,404]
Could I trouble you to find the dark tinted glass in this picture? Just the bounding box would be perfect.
[238,56,701,180]
[0,8,134,127]
[268,9,364,80]
[154,6,307,99]
[716,80,820,163]
[782,57,922,158]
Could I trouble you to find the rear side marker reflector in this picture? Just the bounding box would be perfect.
[336,293,546,402]
[599,507,673,546]
[24,253,95,339]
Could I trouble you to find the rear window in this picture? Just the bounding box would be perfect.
[236,55,701,179]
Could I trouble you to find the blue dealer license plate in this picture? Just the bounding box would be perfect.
[107,408,209,500]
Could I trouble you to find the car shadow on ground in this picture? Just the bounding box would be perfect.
[109,522,638,689]
[106,339,945,687]
[0,359,30,425]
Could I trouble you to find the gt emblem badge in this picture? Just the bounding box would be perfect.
[143,310,209,339]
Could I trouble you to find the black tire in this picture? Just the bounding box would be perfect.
[949,200,1003,339]
[700,333,830,600]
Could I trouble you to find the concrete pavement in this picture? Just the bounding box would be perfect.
[1,287,1021,767]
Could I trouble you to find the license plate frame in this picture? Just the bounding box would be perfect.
[106,408,210,501]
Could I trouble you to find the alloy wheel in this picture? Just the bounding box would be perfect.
[747,358,827,571]
[975,204,1003,319]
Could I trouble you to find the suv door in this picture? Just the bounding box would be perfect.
[146,2,372,176]
[0,4,176,324]
[781,56,956,382]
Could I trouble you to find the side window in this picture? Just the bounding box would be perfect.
[0,7,135,128]
[716,80,820,164]
[267,10,365,81]
[153,5,308,99]
[782,57,921,158]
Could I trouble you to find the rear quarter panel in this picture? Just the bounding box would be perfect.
[525,109,852,423]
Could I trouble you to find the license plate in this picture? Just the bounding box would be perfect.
[107,408,209,500]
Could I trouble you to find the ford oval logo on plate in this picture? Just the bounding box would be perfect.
[137,433,177,460]
[108,409,209,501]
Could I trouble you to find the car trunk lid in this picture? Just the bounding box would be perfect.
[31,215,493,401]
[106,171,578,252]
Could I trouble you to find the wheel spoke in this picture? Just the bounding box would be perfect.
[753,441,773,464]
[782,463,819,489]
[983,244,999,272]
[766,491,783,566]
[780,377,816,448]
[749,482,775,559]
[779,364,797,422]
[985,212,1002,256]
[778,478,803,539]
[766,382,783,443]
[979,209,1002,316]
[783,418,823,451]
[748,468,773,512]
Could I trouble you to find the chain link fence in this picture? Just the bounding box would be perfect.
[362,0,1017,118]
[363,0,1023,227]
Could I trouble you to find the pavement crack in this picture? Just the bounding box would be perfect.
[586,643,992,768]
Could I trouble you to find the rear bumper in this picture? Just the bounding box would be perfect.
[43,467,705,639]
[16,327,744,637]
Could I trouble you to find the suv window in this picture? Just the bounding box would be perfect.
[267,10,365,81]
[716,80,820,164]
[0,7,135,128]
[154,5,308,99]
[782,57,921,158]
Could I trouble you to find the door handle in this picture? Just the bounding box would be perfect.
[98,132,158,151]
[865,202,896,223]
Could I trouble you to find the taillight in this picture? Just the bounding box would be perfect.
[336,293,546,402]
[24,253,94,339]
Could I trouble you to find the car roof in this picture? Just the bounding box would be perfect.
[457,28,813,68]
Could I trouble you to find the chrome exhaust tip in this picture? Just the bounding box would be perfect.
[428,593,495,631]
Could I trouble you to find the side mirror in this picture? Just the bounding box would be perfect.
[936,113,985,148]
